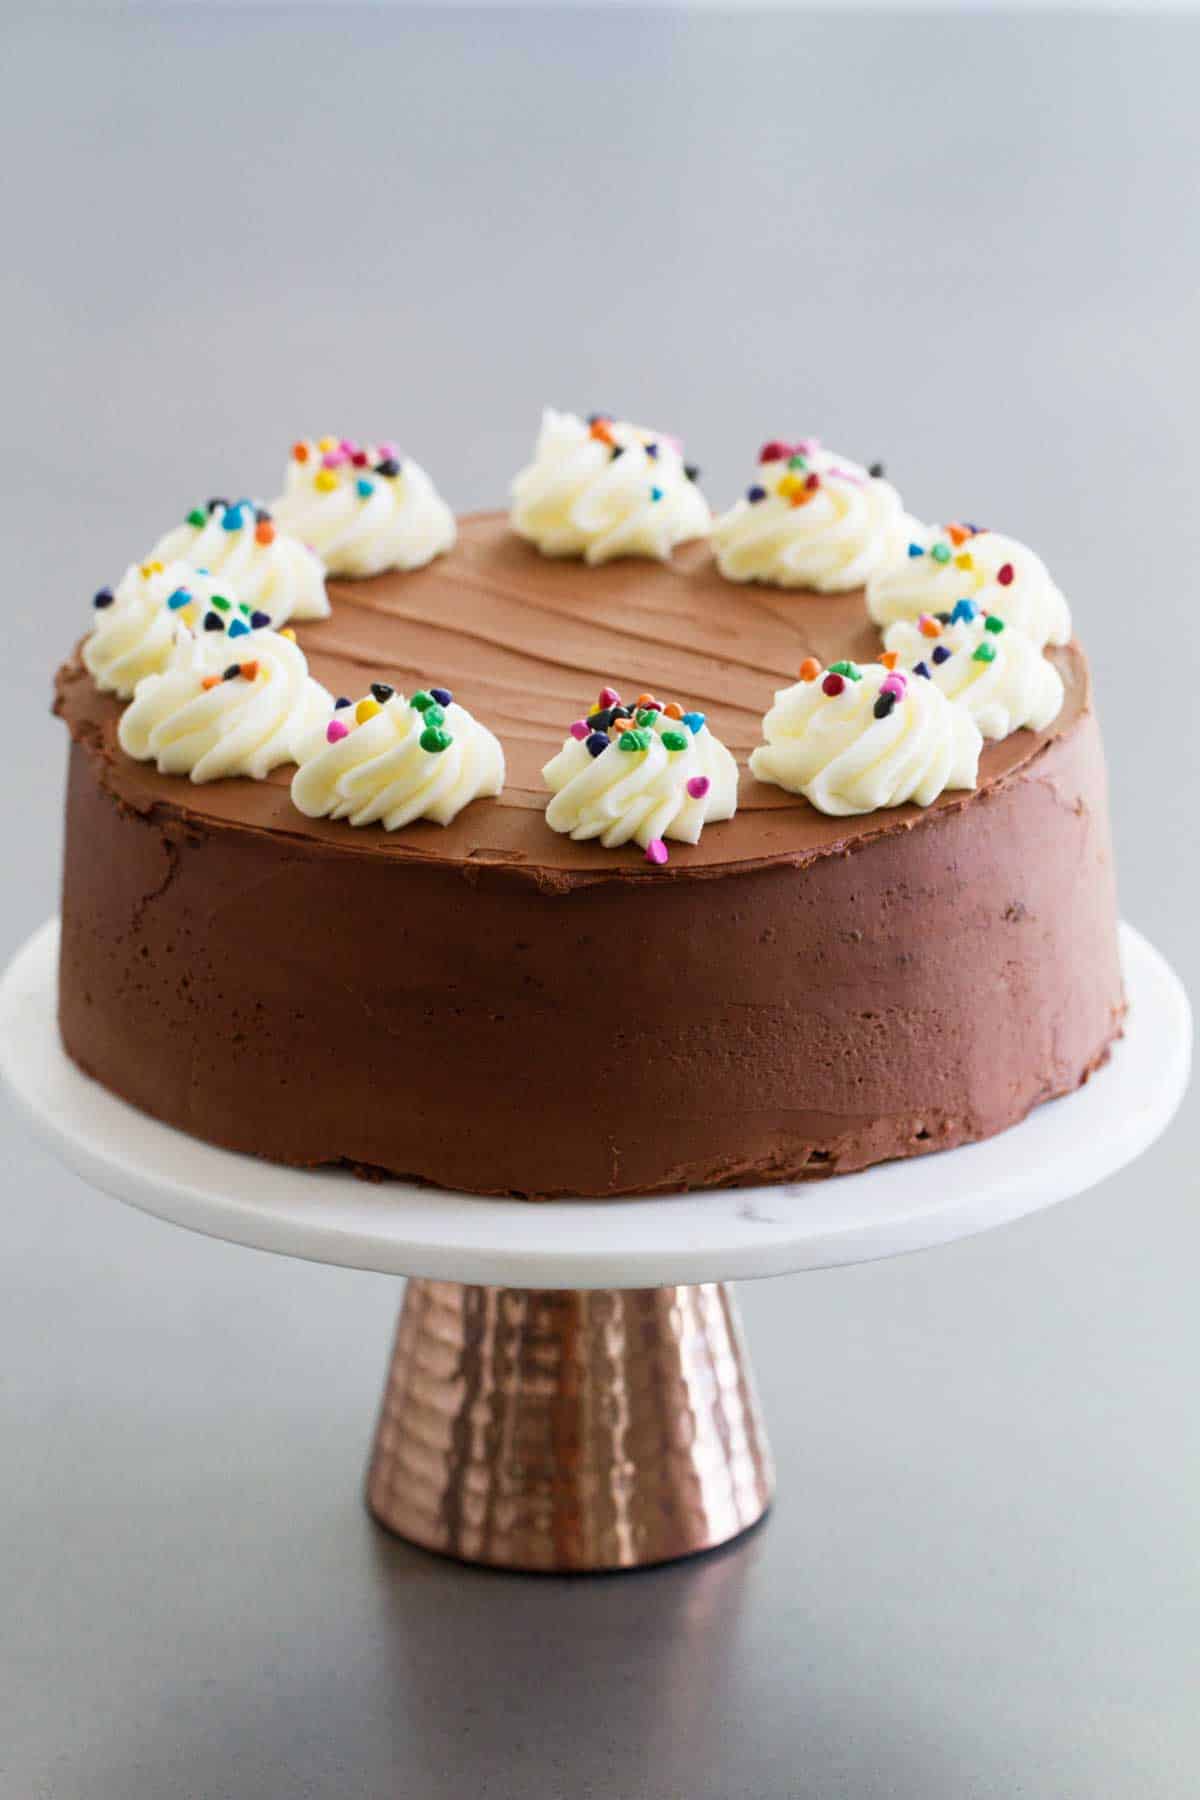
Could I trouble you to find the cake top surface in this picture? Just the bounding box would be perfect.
[57,511,1088,884]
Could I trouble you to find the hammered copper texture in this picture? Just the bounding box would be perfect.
[365,1281,774,1572]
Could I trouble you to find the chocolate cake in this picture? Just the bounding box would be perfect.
[54,495,1125,1200]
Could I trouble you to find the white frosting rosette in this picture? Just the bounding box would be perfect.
[290,683,504,830]
[119,623,331,783]
[542,687,737,863]
[866,524,1072,649]
[150,500,330,621]
[83,561,261,700]
[750,660,981,817]
[272,438,456,578]
[713,441,912,592]
[511,409,710,564]
[883,604,1064,742]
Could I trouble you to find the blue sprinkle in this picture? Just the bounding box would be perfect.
[914,660,931,679]
[586,731,609,758]
[932,645,951,665]
[682,711,705,735]
[907,542,924,558]
[747,484,767,504]
[430,686,453,707]
[227,617,250,639]
[356,478,375,499]
[951,598,977,624]
[646,442,659,459]
[334,696,352,710]
[92,587,115,609]
[166,587,191,610]
[650,486,663,502]
[250,609,271,629]
[222,504,245,532]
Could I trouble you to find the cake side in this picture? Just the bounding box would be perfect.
[56,694,1124,1199]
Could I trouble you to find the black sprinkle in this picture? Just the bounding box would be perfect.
[206,497,228,514]
[587,708,615,732]
[684,464,701,482]
[375,457,401,478]
[868,462,886,479]
[203,611,224,631]
[609,445,626,461]
[92,587,115,609]
[254,506,273,524]
[873,691,897,719]
[223,664,241,681]
[935,611,953,625]
[371,682,395,704]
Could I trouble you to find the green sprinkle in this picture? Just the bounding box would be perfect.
[186,508,207,528]
[787,454,808,470]
[420,726,453,753]
[636,709,657,727]
[618,729,651,752]
[661,729,688,752]
[930,542,952,565]
[423,704,446,728]
[410,691,434,712]
[211,594,231,612]
[238,602,252,618]
[828,660,862,681]
[985,614,1005,634]
[973,641,997,663]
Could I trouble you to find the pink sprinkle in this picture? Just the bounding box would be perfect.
[661,433,684,456]
[321,450,346,469]
[645,838,669,866]
[686,775,711,800]
[796,437,820,455]
[881,673,907,698]
[326,718,349,744]
[599,686,621,707]
[377,439,399,459]
[828,464,865,486]
[569,719,589,741]
[339,437,359,455]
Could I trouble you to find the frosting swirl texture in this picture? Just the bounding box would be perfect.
[511,409,710,564]
[83,560,253,700]
[883,605,1064,741]
[273,439,456,577]
[542,693,737,857]
[119,624,331,782]
[150,501,329,621]
[750,661,981,816]
[291,684,504,830]
[866,524,1071,649]
[713,442,911,592]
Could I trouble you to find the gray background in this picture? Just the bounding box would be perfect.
[2,7,1198,1798]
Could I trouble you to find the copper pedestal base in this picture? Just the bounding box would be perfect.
[366,1280,774,1572]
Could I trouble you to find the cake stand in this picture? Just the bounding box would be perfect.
[1,919,1190,1573]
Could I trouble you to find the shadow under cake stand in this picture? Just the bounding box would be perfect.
[1,919,1189,1573]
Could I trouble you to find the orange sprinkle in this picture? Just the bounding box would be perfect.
[663,701,683,719]
[590,419,615,446]
[789,490,812,508]
[201,675,221,691]
[946,523,969,546]
[255,520,276,546]
[798,657,821,682]
[292,442,309,463]
[919,615,942,638]
[634,693,656,709]
[880,650,899,671]
[239,660,259,681]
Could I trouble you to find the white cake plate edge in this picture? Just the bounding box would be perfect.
[0,918,1190,1289]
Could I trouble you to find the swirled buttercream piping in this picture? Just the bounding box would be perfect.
[290,683,504,830]
[542,686,737,862]
[272,438,456,577]
[510,409,710,564]
[749,659,981,817]
[149,499,329,621]
[882,603,1064,741]
[83,561,258,700]
[118,623,332,782]
[866,523,1071,649]
[713,441,913,592]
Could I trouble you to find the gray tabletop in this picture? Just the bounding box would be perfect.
[3,8,1198,1798]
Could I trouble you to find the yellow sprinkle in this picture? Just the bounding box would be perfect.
[314,468,339,493]
[776,472,805,500]
[140,560,164,578]
[955,553,974,571]
[279,627,297,642]
[318,436,337,452]
[356,697,382,725]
